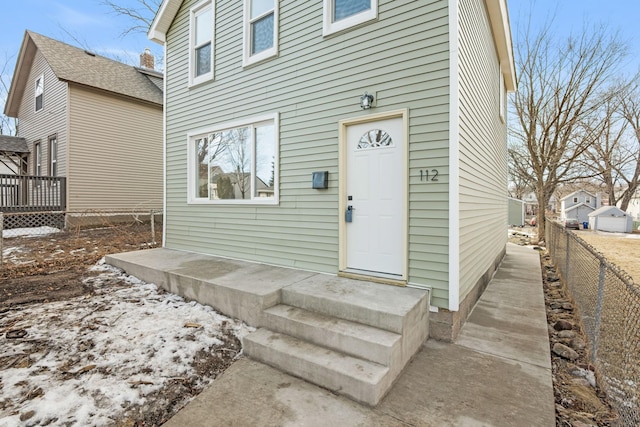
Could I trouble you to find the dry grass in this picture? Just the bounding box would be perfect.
[574,231,640,283]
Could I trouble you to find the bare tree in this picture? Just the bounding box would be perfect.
[579,85,633,206]
[101,0,161,37]
[510,20,627,241]
[616,81,640,211]
[0,52,18,136]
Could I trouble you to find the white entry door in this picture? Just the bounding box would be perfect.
[345,117,404,277]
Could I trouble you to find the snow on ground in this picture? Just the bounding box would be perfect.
[2,227,60,239]
[0,261,253,426]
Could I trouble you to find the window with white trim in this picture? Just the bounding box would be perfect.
[243,0,278,66]
[190,0,214,86]
[49,135,57,176]
[189,114,278,203]
[323,0,377,36]
[573,197,578,203]
[35,75,44,112]
[499,71,506,122]
[34,141,42,176]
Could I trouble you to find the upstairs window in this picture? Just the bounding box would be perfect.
[35,75,44,112]
[323,0,377,36]
[499,71,506,122]
[573,197,578,203]
[190,0,214,86]
[243,0,278,66]
[188,114,279,204]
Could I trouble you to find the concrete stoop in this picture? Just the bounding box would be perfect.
[105,248,430,406]
[244,276,430,406]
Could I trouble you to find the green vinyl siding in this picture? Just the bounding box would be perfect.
[457,0,508,303]
[163,0,451,294]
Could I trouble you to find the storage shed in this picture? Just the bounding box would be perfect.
[588,206,633,233]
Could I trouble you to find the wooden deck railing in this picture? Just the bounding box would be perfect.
[0,174,67,213]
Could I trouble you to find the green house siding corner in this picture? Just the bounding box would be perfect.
[456,0,509,305]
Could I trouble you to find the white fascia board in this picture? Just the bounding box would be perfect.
[148,0,183,45]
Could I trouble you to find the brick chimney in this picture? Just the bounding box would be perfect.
[140,48,154,69]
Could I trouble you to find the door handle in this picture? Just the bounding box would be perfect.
[345,205,354,223]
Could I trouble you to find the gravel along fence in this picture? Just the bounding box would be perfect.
[546,220,640,425]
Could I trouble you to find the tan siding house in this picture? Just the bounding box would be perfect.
[3,31,163,215]
[148,0,515,341]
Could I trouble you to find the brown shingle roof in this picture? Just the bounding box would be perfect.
[0,135,29,153]
[28,31,163,105]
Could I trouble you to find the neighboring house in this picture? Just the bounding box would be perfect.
[3,31,163,217]
[588,206,633,233]
[560,190,600,224]
[0,135,29,175]
[523,191,557,216]
[131,0,515,403]
[619,190,640,221]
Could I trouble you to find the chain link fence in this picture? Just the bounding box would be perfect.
[546,220,640,425]
[0,209,162,268]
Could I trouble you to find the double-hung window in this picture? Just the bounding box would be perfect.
[34,141,42,176]
[499,70,506,122]
[189,114,278,204]
[190,0,214,86]
[49,135,58,177]
[323,0,377,36]
[243,0,278,66]
[35,75,44,112]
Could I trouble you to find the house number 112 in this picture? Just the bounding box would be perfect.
[419,169,439,182]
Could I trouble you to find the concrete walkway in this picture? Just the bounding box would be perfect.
[161,243,555,426]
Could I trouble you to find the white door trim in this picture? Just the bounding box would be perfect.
[338,109,409,281]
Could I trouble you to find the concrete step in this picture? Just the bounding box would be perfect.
[281,274,429,334]
[243,328,392,406]
[262,304,401,366]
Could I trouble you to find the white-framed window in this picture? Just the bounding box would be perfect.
[49,135,57,176]
[323,0,377,36]
[188,113,279,204]
[586,197,591,204]
[35,74,44,112]
[243,0,278,66]
[573,197,579,203]
[189,0,214,86]
[499,70,506,123]
[34,141,42,176]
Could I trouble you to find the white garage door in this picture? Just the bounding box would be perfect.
[597,216,626,233]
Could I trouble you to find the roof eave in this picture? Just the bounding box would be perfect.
[4,31,34,118]
[485,0,516,91]
[148,0,183,45]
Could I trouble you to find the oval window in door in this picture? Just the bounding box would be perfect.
[357,129,393,149]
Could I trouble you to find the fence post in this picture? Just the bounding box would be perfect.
[0,212,3,268]
[564,232,570,282]
[150,209,156,245]
[591,260,606,362]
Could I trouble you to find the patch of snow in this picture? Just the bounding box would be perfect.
[2,227,60,239]
[0,264,253,426]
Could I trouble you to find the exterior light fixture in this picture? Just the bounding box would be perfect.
[360,92,374,109]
